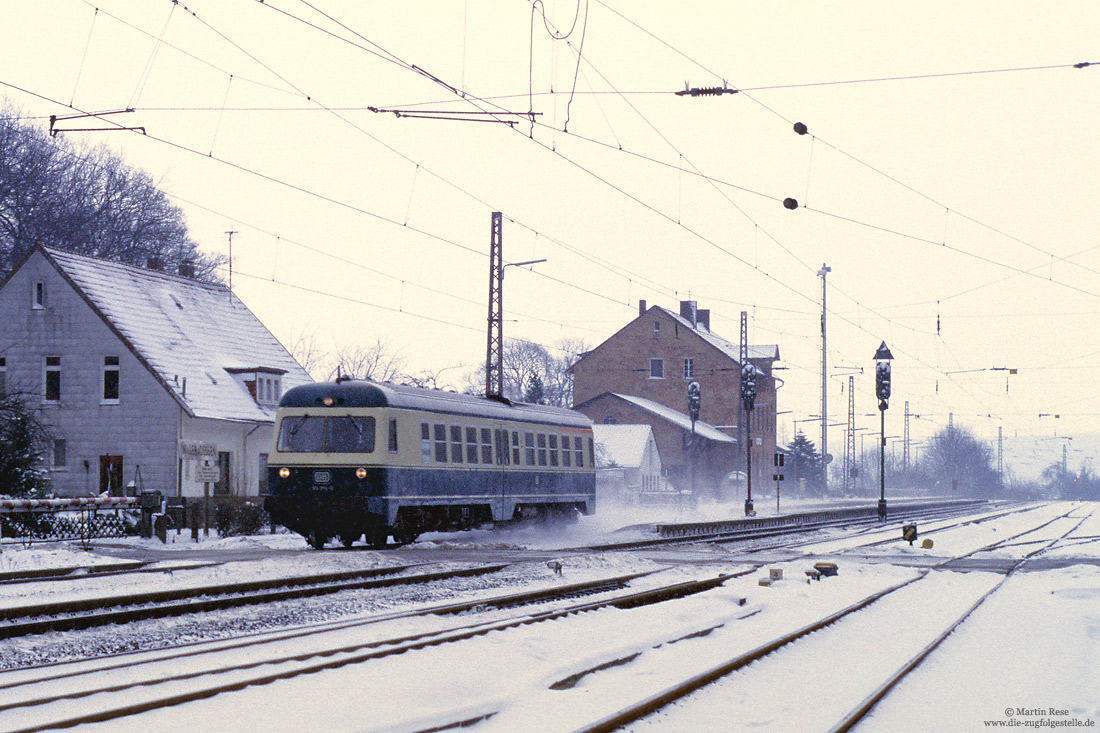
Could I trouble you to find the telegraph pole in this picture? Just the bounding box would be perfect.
[818,264,831,488]
[486,213,504,398]
[844,375,855,494]
[225,229,239,302]
[903,401,911,471]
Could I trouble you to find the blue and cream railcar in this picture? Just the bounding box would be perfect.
[264,379,596,549]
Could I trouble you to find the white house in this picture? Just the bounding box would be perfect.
[0,246,312,498]
[592,423,667,503]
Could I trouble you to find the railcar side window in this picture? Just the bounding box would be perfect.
[433,423,448,462]
[327,416,375,453]
[421,423,432,463]
[574,436,584,467]
[512,431,521,465]
[524,432,535,466]
[562,436,572,467]
[465,426,479,464]
[548,434,559,467]
[450,425,464,463]
[537,433,548,466]
[494,429,507,465]
[389,418,399,453]
[481,427,493,464]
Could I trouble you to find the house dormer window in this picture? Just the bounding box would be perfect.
[33,282,46,309]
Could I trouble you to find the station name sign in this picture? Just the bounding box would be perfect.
[180,441,217,458]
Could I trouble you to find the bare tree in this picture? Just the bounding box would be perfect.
[288,329,329,380]
[330,338,407,382]
[466,337,589,406]
[0,101,222,279]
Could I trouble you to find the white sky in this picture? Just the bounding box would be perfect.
[2,1,1098,461]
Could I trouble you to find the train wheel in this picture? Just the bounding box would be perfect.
[340,532,360,549]
[367,526,388,549]
[309,531,328,550]
[393,528,419,546]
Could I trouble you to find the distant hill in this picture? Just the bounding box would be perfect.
[1001,433,1100,483]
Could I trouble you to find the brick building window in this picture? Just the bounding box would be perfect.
[649,358,664,378]
[44,356,61,402]
[33,281,46,309]
[653,321,660,333]
[683,358,694,378]
[53,438,67,468]
[0,357,5,395]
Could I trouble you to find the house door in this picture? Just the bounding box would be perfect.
[213,451,231,495]
[99,455,123,497]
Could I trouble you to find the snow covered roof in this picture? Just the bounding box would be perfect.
[592,424,654,468]
[606,393,735,444]
[42,247,312,422]
[655,306,779,363]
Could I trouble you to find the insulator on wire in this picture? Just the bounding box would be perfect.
[783,198,799,210]
[793,122,809,135]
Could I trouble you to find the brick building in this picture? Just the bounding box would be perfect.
[572,301,779,498]
[0,246,312,498]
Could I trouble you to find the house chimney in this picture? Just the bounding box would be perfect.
[178,261,195,278]
[696,309,710,331]
[639,299,647,317]
[146,256,163,271]
[679,300,698,327]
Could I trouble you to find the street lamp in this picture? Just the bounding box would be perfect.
[874,341,893,521]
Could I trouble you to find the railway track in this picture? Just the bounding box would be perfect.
[0,562,509,639]
[580,499,999,552]
[0,569,748,733]
[562,504,1095,733]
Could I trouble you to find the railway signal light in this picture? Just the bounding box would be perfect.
[902,524,918,545]
[687,381,701,422]
[740,364,757,412]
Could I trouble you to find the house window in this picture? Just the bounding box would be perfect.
[273,379,281,401]
[44,356,61,402]
[33,282,46,309]
[653,321,660,333]
[103,356,120,402]
[388,418,399,453]
[603,416,617,425]
[683,358,694,379]
[649,358,664,379]
[53,438,67,468]
[0,357,5,395]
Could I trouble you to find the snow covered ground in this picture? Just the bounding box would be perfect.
[0,500,1096,732]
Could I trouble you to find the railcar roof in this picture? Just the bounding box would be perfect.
[279,380,593,428]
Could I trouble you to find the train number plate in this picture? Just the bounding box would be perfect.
[313,470,331,484]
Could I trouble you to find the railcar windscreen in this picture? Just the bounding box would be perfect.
[277,415,376,453]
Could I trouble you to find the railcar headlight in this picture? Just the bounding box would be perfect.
[278,467,290,479]
[356,468,367,479]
